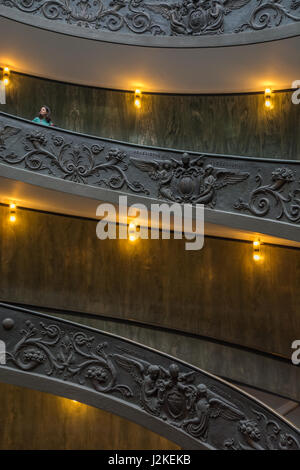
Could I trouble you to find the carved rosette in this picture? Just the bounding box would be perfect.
[0,306,299,450]
[0,0,299,38]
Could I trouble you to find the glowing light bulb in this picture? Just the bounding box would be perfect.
[3,77,9,86]
[128,221,137,242]
[264,88,272,109]
[134,89,142,109]
[253,239,262,261]
[8,202,17,222]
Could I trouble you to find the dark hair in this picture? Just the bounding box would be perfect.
[38,105,52,123]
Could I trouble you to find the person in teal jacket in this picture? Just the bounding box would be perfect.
[33,105,54,126]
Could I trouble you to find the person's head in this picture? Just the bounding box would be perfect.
[39,105,51,123]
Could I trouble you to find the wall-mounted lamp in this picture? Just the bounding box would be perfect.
[253,239,261,261]
[264,88,272,109]
[2,67,10,86]
[134,89,142,109]
[9,202,16,223]
[128,221,137,241]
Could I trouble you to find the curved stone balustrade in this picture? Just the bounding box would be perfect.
[0,111,300,241]
[0,303,299,450]
[0,0,300,47]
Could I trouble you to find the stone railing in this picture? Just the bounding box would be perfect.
[0,302,299,449]
[0,0,299,47]
[0,111,300,241]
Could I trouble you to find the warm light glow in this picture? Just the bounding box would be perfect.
[128,221,137,242]
[2,67,10,86]
[134,98,141,108]
[134,89,142,109]
[265,99,271,108]
[253,239,262,261]
[264,88,272,109]
[9,201,17,223]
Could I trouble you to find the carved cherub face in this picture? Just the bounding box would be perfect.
[169,363,179,378]
[163,162,171,170]
[148,365,160,379]
[197,384,207,396]
[182,153,190,167]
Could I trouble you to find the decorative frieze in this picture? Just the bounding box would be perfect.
[1,305,299,449]
[0,112,300,227]
[0,0,299,40]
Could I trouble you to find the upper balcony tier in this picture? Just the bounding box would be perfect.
[1,0,300,48]
[1,3,300,92]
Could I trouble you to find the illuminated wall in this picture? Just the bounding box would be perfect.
[0,71,299,160]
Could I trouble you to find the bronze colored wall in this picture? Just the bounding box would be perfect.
[0,205,299,359]
[0,72,299,160]
[0,382,179,450]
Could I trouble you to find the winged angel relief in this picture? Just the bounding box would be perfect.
[112,354,245,440]
[130,153,249,206]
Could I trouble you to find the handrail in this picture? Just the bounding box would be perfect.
[0,111,299,242]
[0,302,299,450]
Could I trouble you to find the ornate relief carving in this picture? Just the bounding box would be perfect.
[182,383,245,440]
[130,152,250,206]
[236,0,300,32]
[0,124,21,149]
[224,410,300,450]
[1,0,299,37]
[234,167,300,223]
[112,355,197,418]
[145,0,252,36]
[0,124,149,194]
[7,319,133,396]
[1,310,299,450]
[1,114,300,227]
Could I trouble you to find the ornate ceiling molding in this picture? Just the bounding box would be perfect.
[0,0,300,47]
[0,303,299,449]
